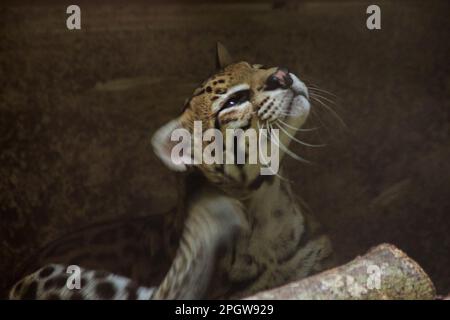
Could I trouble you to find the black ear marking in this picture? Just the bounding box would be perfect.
[216,42,233,69]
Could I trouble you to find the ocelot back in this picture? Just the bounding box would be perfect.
[9,44,334,300]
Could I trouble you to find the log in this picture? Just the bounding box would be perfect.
[245,243,436,300]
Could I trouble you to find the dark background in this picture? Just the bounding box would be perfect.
[1,0,449,298]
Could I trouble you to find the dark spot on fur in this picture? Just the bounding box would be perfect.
[215,88,227,94]
[54,275,69,287]
[211,96,219,101]
[44,274,68,290]
[22,281,38,300]
[39,266,55,279]
[218,79,225,83]
[43,278,55,291]
[96,282,116,299]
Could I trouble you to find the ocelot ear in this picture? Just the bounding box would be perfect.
[216,42,233,69]
[151,118,192,172]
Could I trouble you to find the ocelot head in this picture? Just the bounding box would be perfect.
[152,43,311,193]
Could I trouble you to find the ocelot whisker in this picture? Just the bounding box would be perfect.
[277,118,319,132]
[311,95,347,128]
[309,105,331,133]
[310,92,336,106]
[308,87,337,98]
[274,122,326,148]
[257,121,291,181]
[303,79,337,98]
[266,123,311,164]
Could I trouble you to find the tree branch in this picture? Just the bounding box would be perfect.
[245,244,436,300]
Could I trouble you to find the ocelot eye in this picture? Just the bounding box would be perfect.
[222,90,250,109]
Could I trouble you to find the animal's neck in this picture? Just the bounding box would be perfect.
[244,174,297,227]
[177,171,296,227]
[166,170,322,299]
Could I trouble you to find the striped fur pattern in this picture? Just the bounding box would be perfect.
[152,193,245,299]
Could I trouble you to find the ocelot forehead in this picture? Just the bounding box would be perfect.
[192,63,250,95]
[184,62,270,119]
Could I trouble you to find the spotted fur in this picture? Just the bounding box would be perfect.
[10,43,333,300]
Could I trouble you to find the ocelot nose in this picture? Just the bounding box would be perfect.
[265,67,293,91]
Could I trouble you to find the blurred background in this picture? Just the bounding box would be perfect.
[1,0,449,297]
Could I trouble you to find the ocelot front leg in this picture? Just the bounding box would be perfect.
[152,192,246,299]
[10,192,246,300]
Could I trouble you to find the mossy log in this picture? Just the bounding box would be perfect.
[245,244,436,300]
